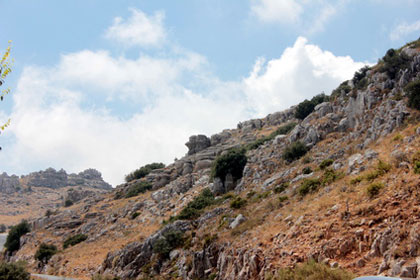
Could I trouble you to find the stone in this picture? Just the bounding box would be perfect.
[229,214,246,229]
[399,262,417,278]
[185,135,211,155]
[0,172,21,194]
[364,149,378,160]
[210,178,225,195]
[348,153,363,173]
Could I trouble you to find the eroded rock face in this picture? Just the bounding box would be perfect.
[185,135,211,155]
[0,172,21,194]
[22,168,111,189]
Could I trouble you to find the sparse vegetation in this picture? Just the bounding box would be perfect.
[4,220,30,254]
[405,79,420,110]
[176,188,215,220]
[378,48,410,79]
[414,161,420,174]
[319,159,334,170]
[63,234,88,249]
[352,66,370,90]
[131,212,140,220]
[278,196,288,203]
[211,148,247,182]
[91,274,121,280]
[367,182,384,198]
[274,182,289,193]
[350,160,391,184]
[321,168,341,186]
[230,197,247,209]
[0,224,6,233]
[298,178,321,196]
[0,262,30,280]
[271,260,354,280]
[302,167,312,174]
[294,93,329,120]
[124,181,152,198]
[282,141,308,162]
[246,122,298,151]
[64,199,74,207]
[125,162,165,182]
[331,81,351,98]
[152,230,185,259]
[35,243,57,264]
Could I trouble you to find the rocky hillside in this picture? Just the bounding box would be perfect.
[0,168,111,226]
[4,40,420,280]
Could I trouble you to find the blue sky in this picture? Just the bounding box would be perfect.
[0,0,419,185]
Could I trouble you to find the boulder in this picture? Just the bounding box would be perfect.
[185,135,211,155]
[229,214,246,229]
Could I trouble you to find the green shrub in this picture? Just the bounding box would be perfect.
[350,176,363,185]
[152,230,184,259]
[319,159,334,170]
[230,197,247,209]
[177,188,215,220]
[272,259,354,280]
[405,79,420,110]
[278,196,288,203]
[282,141,308,162]
[0,224,6,233]
[414,161,420,174]
[298,178,321,196]
[302,167,312,174]
[246,191,257,198]
[131,212,140,220]
[63,234,88,249]
[124,181,152,198]
[64,199,73,207]
[211,148,247,182]
[34,243,57,264]
[274,182,289,193]
[367,182,384,198]
[245,122,297,151]
[321,169,340,186]
[331,81,351,98]
[125,162,165,182]
[379,48,410,79]
[0,262,30,280]
[4,220,31,254]
[352,66,370,90]
[294,94,329,120]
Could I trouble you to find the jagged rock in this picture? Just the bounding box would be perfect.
[186,135,211,155]
[364,149,378,160]
[22,168,111,189]
[391,259,406,276]
[348,153,363,173]
[230,214,246,229]
[0,172,21,194]
[194,159,213,172]
[210,177,224,195]
[314,102,333,117]
[399,262,417,278]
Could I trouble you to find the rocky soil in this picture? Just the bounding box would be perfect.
[3,41,420,279]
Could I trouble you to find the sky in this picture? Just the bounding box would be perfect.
[0,0,419,186]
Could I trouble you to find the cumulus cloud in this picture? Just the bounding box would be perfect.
[0,9,366,186]
[390,20,420,41]
[105,8,166,47]
[251,0,303,24]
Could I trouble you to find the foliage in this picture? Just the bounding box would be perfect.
[294,93,329,120]
[352,66,370,90]
[274,182,289,193]
[131,212,140,220]
[152,230,184,259]
[302,167,312,174]
[282,141,308,162]
[278,196,288,203]
[271,260,354,280]
[378,48,410,79]
[35,243,57,264]
[320,168,341,186]
[0,262,30,280]
[124,181,152,198]
[245,122,296,151]
[125,162,165,182]
[367,182,384,198]
[176,188,215,220]
[45,209,53,218]
[331,81,351,98]
[405,79,420,110]
[63,234,88,249]
[0,224,6,233]
[230,197,247,209]
[350,160,391,184]
[414,161,420,174]
[4,220,30,254]
[298,179,321,196]
[211,148,247,182]
[0,42,13,150]
[64,199,73,207]
[319,159,334,170]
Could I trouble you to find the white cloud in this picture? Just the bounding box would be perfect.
[390,20,420,41]
[0,8,366,187]
[105,8,166,47]
[251,0,303,24]
[243,37,366,115]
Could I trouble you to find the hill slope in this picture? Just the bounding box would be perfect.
[5,40,420,280]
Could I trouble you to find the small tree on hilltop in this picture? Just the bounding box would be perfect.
[0,41,13,151]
